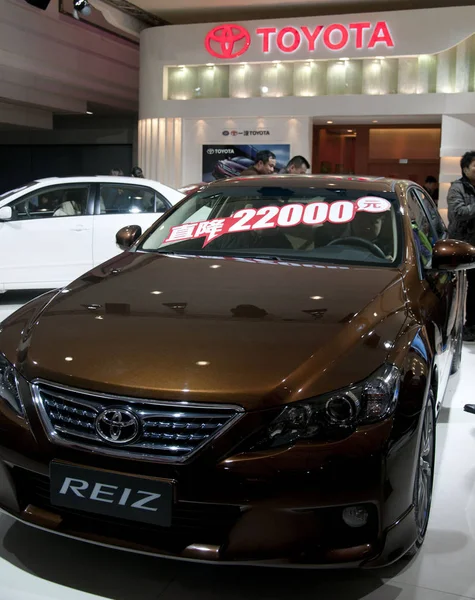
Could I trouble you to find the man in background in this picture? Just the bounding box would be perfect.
[280,156,310,174]
[131,166,144,178]
[423,175,439,204]
[240,150,276,176]
[447,151,475,341]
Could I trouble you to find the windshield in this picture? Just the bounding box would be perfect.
[0,182,37,202]
[139,185,402,267]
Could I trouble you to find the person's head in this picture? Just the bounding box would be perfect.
[351,211,384,241]
[253,150,276,174]
[110,168,124,176]
[424,176,438,193]
[131,166,144,178]
[285,155,310,174]
[461,151,475,182]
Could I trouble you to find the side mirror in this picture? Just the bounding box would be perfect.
[0,206,12,221]
[432,239,475,271]
[116,225,142,251]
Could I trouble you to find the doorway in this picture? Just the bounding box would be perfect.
[312,124,441,186]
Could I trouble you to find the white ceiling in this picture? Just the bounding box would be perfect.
[127,0,472,24]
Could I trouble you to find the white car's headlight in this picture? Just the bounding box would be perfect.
[256,364,400,449]
[0,354,24,416]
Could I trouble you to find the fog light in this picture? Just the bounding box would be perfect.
[342,506,369,528]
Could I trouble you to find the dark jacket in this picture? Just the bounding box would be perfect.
[447,176,475,244]
[240,166,260,177]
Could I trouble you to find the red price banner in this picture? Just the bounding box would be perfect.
[164,197,391,247]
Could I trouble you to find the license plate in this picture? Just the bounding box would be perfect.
[50,462,173,526]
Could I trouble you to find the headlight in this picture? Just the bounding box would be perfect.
[258,364,400,449]
[0,354,24,416]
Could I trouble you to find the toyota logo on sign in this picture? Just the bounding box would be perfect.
[205,24,251,60]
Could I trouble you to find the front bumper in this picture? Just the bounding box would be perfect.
[0,438,419,568]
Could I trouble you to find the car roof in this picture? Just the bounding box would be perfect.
[33,176,172,188]
[206,174,411,193]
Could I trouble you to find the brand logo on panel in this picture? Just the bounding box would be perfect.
[95,408,140,444]
[205,24,251,59]
[204,22,394,59]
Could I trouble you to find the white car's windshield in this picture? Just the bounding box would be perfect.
[140,184,402,266]
[0,182,37,202]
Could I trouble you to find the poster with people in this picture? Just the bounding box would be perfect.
[202,144,290,182]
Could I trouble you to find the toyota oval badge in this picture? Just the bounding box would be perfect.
[95,408,140,445]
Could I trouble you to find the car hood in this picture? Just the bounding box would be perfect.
[1,253,408,411]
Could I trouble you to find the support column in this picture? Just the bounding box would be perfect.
[439,115,475,221]
[138,117,183,188]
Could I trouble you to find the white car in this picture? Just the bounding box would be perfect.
[0,176,184,292]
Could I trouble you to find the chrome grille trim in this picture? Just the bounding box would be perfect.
[31,380,244,463]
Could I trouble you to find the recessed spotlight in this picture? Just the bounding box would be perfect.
[347,129,353,133]
[310,296,323,300]
[372,120,378,123]
[341,57,349,61]
[206,63,215,67]
[272,60,281,64]
[210,265,221,269]
[196,361,210,367]
[151,291,163,295]
[376,56,384,60]
[65,357,73,362]
[327,120,333,124]
[86,111,93,115]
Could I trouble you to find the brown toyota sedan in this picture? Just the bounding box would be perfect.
[0,175,474,568]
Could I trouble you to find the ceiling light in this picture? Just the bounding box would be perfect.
[261,86,269,93]
[310,296,323,300]
[196,361,210,367]
[272,60,281,64]
[206,63,215,67]
[327,120,333,124]
[372,120,378,123]
[376,56,384,60]
[86,110,93,115]
[150,291,162,295]
[347,129,353,133]
[65,356,73,362]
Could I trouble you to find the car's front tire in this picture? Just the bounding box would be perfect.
[404,388,436,559]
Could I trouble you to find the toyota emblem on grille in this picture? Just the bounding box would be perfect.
[95,408,140,444]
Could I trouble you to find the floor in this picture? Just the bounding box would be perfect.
[1,292,475,600]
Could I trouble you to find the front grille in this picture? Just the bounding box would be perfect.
[32,381,243,462]
[11,467,242,549]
